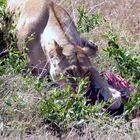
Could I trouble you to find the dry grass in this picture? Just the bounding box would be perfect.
[0,69,139,139]
[58,0,140,71]
[0,0,140,139]
[60,0,140,49]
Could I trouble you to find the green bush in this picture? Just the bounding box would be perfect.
[0,0,7,50]
[103,29,140,86]
[39,78,105,132]
[103,28,140,117]
[0,0,28,75]
[77,7,103,33]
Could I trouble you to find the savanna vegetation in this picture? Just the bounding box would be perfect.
[0,0,140,139]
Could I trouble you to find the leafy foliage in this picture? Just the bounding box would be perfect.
[103,29,140,86]
[103,28,140,116]
[39,78,104,132]
[0,0,7,50]
[77,7,103,33]
[0,0,28,75]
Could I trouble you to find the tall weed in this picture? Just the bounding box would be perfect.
[77,7,103,33]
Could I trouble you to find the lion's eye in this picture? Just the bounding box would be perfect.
[66,69,74,76]
[84,69,90,77]
[48,51,54,59]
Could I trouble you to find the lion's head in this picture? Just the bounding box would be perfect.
[46,40,122,110]
[47,40,93,84]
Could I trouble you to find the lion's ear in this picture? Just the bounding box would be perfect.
[48,39,63,56]
[62,44,76,57]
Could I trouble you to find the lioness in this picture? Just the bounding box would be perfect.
[40,2,122,110]
[6,0,122,110]
[42,38,122,110]
[6,0,98,76]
